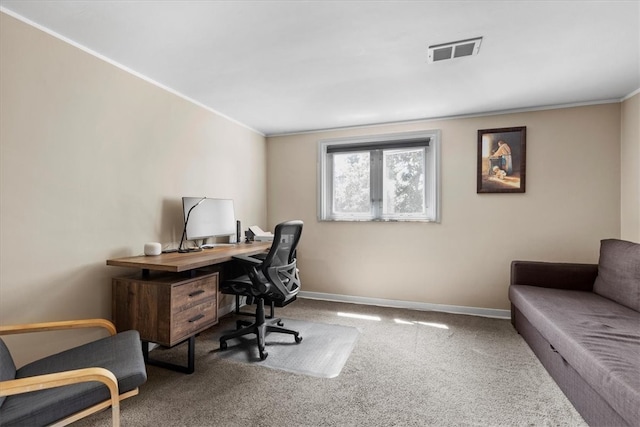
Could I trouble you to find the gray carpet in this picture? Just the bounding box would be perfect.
[213,318,359,378]
[76,298,587,426]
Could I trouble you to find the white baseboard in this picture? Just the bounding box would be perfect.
[298,291,510,319]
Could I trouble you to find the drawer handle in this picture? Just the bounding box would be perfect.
[188,314,205,323]
[188,289,205,298]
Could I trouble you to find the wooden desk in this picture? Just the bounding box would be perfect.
[106,242,271,373]
[107,241,271,274]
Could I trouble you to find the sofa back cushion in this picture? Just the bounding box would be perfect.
[0,338,17,407]
[593,239,640,312]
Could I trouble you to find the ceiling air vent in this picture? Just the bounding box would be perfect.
[428,37,482,63]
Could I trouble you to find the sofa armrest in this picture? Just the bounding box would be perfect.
[510,261,598,291]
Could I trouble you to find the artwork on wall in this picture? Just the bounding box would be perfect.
[477,126,526,193]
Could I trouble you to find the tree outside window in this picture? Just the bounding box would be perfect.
[319,130,440,222]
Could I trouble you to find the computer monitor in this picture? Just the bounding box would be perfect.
[182,197,236,242]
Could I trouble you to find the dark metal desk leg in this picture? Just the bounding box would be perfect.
[142,336,196,374]
[142,340,150,360]
[186,335,195,373]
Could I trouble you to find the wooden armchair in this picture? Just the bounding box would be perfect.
[0,319,147,427]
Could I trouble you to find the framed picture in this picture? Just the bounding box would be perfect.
[477,126,526,193]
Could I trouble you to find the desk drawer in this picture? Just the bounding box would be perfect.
[172,274,218,312]
[171,299,217,344]
[112,271,219,347]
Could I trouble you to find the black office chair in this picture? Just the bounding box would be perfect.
[224,249,298,320]
[219,220,303,360]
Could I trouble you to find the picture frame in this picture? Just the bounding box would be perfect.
[477,126,526,193]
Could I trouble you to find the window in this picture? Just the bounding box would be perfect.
[318,130,441,222]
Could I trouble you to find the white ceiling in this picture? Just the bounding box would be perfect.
[2,1,639,136]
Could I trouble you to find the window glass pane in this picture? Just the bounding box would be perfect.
[382,148,425,215]
[319,130,439,222]
[332,152,370,215]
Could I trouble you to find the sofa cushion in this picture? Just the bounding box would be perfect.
[593,238,640,312]
[0,329,147,426]
[510,285,640,426]
[0,338,17,408]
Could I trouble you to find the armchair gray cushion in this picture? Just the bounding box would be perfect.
[0,338,17,407]
[593,239,640,311]
[0,329,146,426]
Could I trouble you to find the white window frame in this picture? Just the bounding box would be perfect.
[318,130,441,223]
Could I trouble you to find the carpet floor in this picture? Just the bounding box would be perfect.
[76,298,586,426]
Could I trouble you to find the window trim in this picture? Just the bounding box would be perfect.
[318,130,441,223]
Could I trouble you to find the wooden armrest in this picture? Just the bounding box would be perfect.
[0,367,121,427]
[0,367,118,398]
[0,319,116,337]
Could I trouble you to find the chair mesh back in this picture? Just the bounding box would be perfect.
[262,220,303,299]
[270,222,302,267]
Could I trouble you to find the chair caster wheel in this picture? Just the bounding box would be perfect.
[295,335,303,343]
[220,341,227,351]
[260,351,268,360]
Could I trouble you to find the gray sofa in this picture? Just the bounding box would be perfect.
[509,239,639,427]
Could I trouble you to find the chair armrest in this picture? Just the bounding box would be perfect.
[510,260,598,291]
[232,254,264,266]
[0,367,121,427]
[0,319,117,337]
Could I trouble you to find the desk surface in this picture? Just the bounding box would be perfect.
[106,241,271,273]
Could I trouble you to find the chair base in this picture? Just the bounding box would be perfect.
[219,298,302,360]
[231,294,298,319]
[234,294,276,319]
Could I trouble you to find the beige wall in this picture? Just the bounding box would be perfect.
[267,104,622,311]
[621,92,640,242]
[1,10,633,365]
[0,13,267,365]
